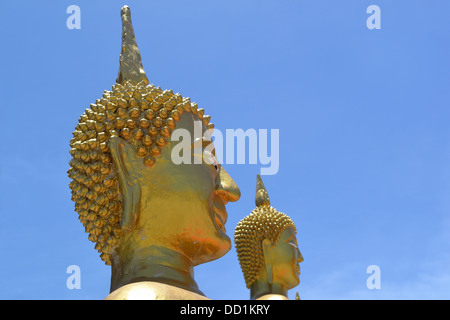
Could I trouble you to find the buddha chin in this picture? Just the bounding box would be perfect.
[125,198,231,267]
[173,196,232,266]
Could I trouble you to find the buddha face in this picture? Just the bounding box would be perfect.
[269,226,303,289]
[114,111,240,266]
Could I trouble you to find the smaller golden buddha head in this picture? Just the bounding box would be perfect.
[234,175,303,293]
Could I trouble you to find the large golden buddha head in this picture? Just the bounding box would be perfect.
[67,6,240,269]
[234,175,303,297]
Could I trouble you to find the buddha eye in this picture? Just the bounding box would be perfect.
[211,158,220,173]
[288,241,298,249]
[204,151,220,173]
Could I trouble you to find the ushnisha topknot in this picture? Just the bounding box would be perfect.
[234,175,296,288]
[67,6,213,265]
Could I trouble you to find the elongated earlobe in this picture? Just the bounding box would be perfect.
[109,136,141,232]
[262,238,273,285]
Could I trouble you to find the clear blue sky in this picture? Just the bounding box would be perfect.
[1,0,449,300]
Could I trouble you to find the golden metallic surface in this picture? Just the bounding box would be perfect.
[116,6,148,86]
[68,6,240,299]
[105,282,210,300]
[234,175,303,300]
[256,294,289,300]
[255,174,270,207]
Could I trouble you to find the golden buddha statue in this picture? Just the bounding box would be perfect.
[234,175,303,300]
[67,6,240,300]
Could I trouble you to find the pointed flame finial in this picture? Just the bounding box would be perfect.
[255,174,271,207]
[116,6,149,85]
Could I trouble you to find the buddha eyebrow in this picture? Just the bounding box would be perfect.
[286,234,297,242]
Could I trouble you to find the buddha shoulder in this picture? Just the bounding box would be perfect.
[105,281,210,300]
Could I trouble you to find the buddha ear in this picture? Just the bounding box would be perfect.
[262,238,273,285]
[109,136,141,183]
[109,136,141,232]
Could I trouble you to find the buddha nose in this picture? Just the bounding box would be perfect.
[297,249,304,263]
[215,166,241,204]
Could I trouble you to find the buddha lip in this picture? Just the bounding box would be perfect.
[214,214,226,233]
[213,200,228,233]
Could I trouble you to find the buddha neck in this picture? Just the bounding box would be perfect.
[110,243,204,296]
[250,278,288,300]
